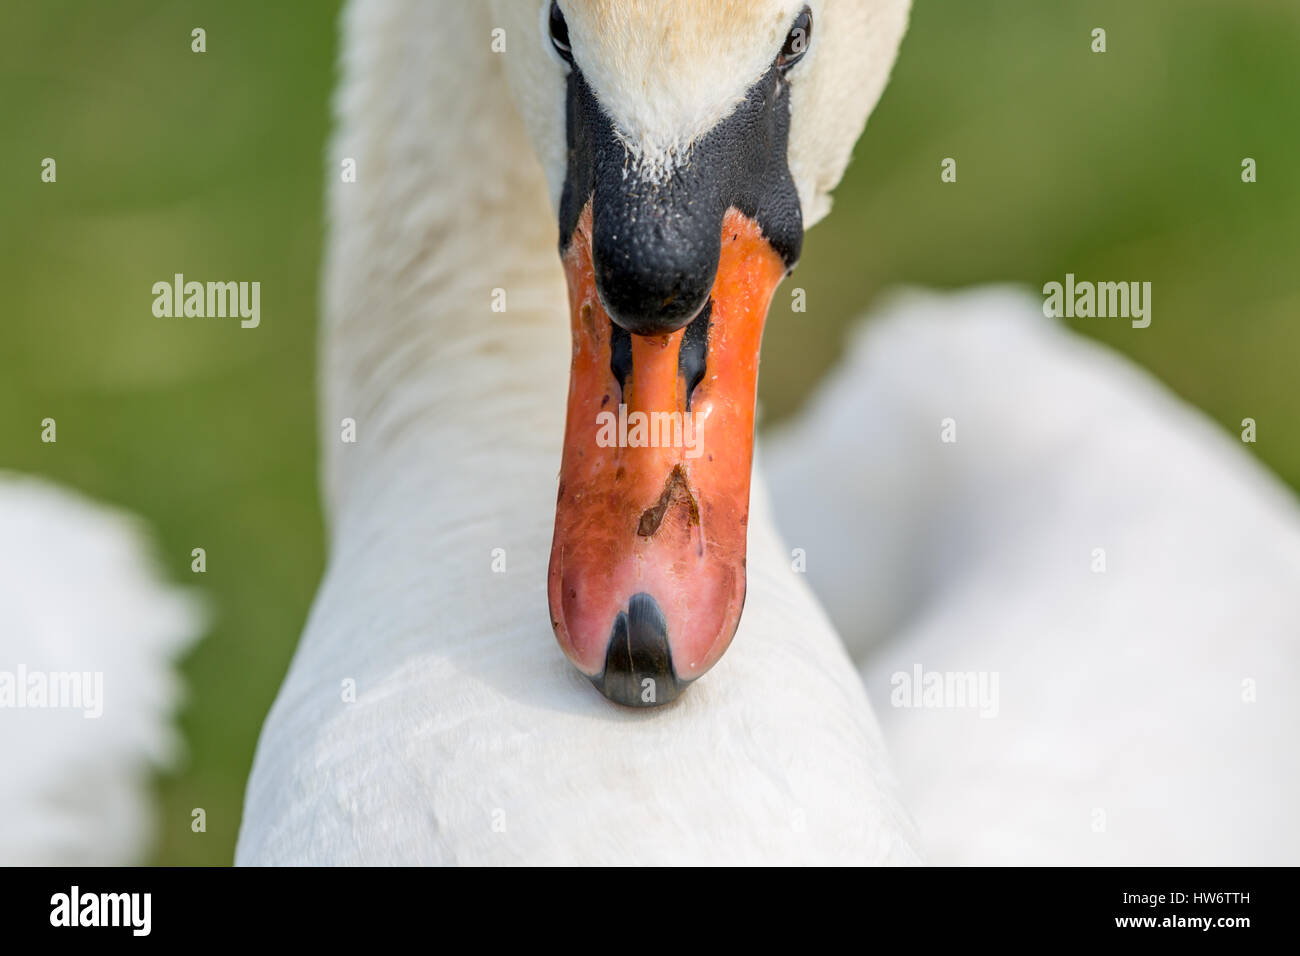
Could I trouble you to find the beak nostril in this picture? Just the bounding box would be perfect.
[608,320,633,395]
[592,593,687,707]
[678,302,711,410]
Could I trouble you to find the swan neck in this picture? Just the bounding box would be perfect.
[319,0,566,526]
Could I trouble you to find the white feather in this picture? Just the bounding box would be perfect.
[765,286,1300,864]
[0,474,204,865]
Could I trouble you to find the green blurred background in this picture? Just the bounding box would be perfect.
[1,0,1295,864]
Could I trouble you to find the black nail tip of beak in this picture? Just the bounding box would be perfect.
[591,592,689,708]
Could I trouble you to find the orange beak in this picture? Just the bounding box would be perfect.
[548,203,788,706]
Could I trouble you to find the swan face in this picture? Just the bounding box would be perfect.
[489,0,910,706]
[492,0,910,228]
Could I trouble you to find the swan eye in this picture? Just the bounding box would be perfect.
[777,6,813,71]
[549,1,574,65]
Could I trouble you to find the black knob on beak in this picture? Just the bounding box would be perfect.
[557,64,803,336]
[591,198,720,336]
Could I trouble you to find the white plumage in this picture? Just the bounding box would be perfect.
[766,286,1300,864]
[0,474,203,865]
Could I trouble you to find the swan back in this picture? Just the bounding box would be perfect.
[766,287,1300,864]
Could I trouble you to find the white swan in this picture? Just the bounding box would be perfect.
[4,0,1291,870]
[236,0,1299,867]
[237,0,918,865]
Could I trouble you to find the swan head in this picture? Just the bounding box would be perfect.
[490,0,910,705]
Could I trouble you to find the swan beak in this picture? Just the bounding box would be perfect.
[548,204,788,707]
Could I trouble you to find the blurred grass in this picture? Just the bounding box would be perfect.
[779,0,1300,488]
[0,0,338,864]
[0,0,1296,864]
